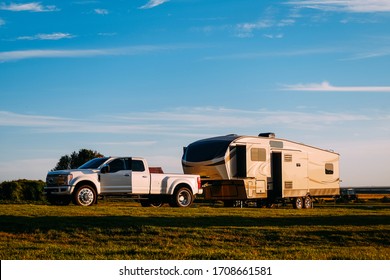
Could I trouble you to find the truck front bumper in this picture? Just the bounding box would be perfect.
[44,186,73,195]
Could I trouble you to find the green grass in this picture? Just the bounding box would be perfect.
[0,201,389,260]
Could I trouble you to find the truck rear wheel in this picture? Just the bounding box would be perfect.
[170,187,193,207]
[73,185,96,206]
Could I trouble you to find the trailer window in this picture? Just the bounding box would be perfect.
[183,139,234,162]
[270,141,283,148]
[325,163,334,174]
[251,148,266,161]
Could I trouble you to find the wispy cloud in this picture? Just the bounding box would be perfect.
[139,0,169,10]
[204,47,340,60]
[95,141,157,146]
[235,19,295,38]
[0,44,191,62]
[344,48,390,60]
[0,18,5,26]
[0,2,59,12]
[94,8,109,15]
[286,0,390,13]
[282,81,390,92]
[16,32,75,41]
[0,107,381,136]
[0,49,109,62]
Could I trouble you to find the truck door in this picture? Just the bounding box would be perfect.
[130,159,151,194]
[100,158,131,193]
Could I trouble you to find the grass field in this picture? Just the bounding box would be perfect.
[0,201,389,260]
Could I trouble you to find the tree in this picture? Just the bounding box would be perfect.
[52,149,104,171]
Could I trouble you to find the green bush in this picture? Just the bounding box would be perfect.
[0,180,46,202]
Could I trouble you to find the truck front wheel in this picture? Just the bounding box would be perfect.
[73,185,96,206]
[170,187,193,207]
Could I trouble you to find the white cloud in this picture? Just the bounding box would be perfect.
[94,141,157,146]
[0,108,381,136]
[98,32,117,37]
[0,49,109,62]
[204,47,340,60]
[0,18,5,26]
[17,33,75,41]
[344,48,390,60]
[234,5,296,39]
[139,0,169,10]
[0,2,59,12]
[263,33,284,39]
[94,8,108,15]
[0,44,190,62]
[287,0,390,13]
[282,81,390,92]
[235,19,295,38]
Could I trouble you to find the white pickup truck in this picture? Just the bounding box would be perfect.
[44,157,202,207]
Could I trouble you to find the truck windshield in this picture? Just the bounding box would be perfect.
[78,157,109,169]
[183,135,239,162]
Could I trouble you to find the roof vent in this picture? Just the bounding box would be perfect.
[258,132,275,138]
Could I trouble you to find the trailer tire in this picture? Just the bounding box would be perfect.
[304,196,312,209]
[293,197,303,209]
[73,184,96,206]
[170,186,193,207]
[141,199,164,207]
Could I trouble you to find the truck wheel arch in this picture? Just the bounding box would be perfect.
[73,181,98,206]
[169,184,194,207]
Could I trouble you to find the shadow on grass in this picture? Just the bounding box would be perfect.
[1,214,389,233]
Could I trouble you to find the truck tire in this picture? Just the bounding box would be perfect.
[73,184,96,206]
[293,197,303,209]
[170,187,193,207]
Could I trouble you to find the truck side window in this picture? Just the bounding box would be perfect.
[132,160,146,172]
[109,159,126,173]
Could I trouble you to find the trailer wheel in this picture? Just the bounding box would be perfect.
[73,184,96,206]
[141,199,164,207]
[170,187,193,207]
[293,197,303,209]
[304,196,312,209]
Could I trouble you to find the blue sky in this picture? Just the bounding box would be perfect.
[1,0,389,186]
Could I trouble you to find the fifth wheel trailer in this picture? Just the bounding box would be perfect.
[182,133,340,209]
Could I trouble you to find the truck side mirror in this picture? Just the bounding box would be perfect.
[101,165,110,174]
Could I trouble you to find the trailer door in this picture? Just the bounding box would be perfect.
[282,151,308,197]
[270,152,282,198]
[236,145,247,178]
